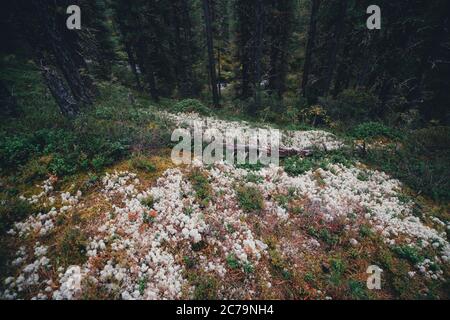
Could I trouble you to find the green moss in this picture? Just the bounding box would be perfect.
[129,155,156,173]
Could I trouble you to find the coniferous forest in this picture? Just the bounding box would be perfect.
[0,1,449,301]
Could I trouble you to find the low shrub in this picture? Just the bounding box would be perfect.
[236,185,264,213]
[0,197,34,234]
[172,99,210,115]
[320,88,380,123]
[352,122,400,141]
[188,169,212,207]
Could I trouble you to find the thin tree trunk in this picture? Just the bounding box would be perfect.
[135,40,159,101]
[202,0,219,107]
[125,43,142,91]
[253,0,264,113]
[301,0,320,97]
[323,0,347,95]
[217,47,222,99]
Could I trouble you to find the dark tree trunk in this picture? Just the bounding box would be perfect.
[40,62,79,117]
[268,0,293,98]
[252,0,264,114]
[125,43,142,91]
[301,0,320,97]
[202,0,219,107]
[34,1,96,105]
[171,0,196,98]
[323,0,347,95]
[217,47,222,99]
[135,44,159,101]
[17,0,97,116]
[235,1,253,100]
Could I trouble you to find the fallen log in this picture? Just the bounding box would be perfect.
[221,143,314,158]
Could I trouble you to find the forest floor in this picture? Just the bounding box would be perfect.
[0,58,449,300]
[1,108,449,300]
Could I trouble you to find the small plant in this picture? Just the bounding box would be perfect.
[359,225,373,238]
[329,257,346,285]
[300,105,331,127]
[291,206,304,215]
[307,226,318,238]
[304,272,315,284]
[193,276,218,300]
[352,121,400,141]
[130,156,156,173]
[235,161,265,171]
[183,256,196,269]
[183,206,194,217]
[226,254,240,269]
[236,185,264,213]
[274,194,290,210]
[357,171,369,181]
[243,262,254,274]
[188,169,212,208]
[191,240,207,252]
[348,280,368,299]
[141,195,154,208]
[173,99,210,115]
[393,245,424,264]
[138,277,148,296]
[245,172,263,184]
[318,229,339,245]
[0,197,34,233]
[57,228,88,267]
[283,156,313,176]
[86,173,99,186]
[225,223,235,234]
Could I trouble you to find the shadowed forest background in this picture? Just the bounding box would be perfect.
[1,0,449,199]
[0,0,449,300]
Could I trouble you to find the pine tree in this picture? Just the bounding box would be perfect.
[14,0,97,116]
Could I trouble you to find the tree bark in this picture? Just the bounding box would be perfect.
[40,62,79,117]
[323,0,348,96]
[14,0,97,116]
[202,0,220,107]
[301,0,320,97]
[136,45,159,101]
[268,0,293,97]
[252,0,264,114]
[125,43,142,91]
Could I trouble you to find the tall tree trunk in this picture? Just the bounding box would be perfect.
[34,0,96,105]
[301,0,320,97]
[268,0,293,97]
[15,0,97,116]
[217,47,222,99]
[235,1,253,100]
[252,0,264,114]
[323,0,347,95]
[40,61,79,117]
[171,0,195,98]
[202,0,219,107]
[125,43,142,91]
[135,44,159,101]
